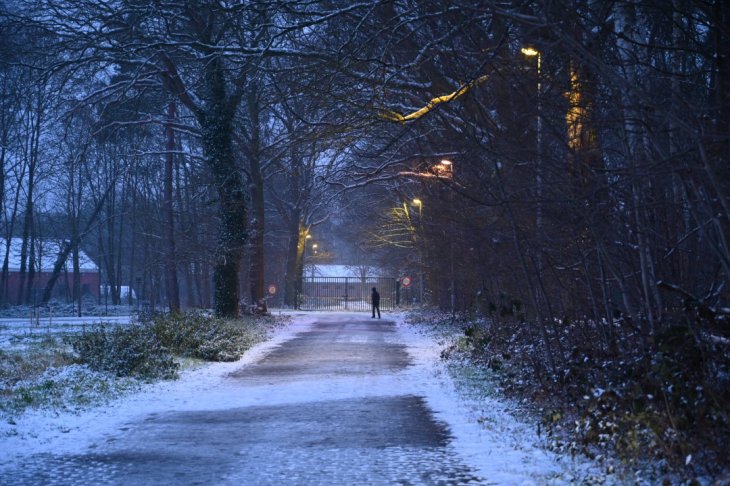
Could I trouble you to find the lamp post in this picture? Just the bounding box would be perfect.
[521,46,543,233]
[412,198,424,304]
[412,198,422,216]
[398,159,455,313]
[296,233,312,310]
[305,237,317,279]
[439,159,456,317]
[436,159,453,179]
[311,243,318,278]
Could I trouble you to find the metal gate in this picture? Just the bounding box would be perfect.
[298,277,397,312]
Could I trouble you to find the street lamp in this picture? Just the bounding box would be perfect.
[298,234,315,309]
[311,243,318,278]
[448,172,455,317]
[398,159,456,180]
[435,159,453,179]
[521,46,543,232]
[412,198,424,303]
[520,46,539,58]
[397,159,456,313]
[308,241,318,278]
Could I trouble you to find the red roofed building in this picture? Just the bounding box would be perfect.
[0,238,100,304]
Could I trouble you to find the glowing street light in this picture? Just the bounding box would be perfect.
[411,198,424,304]
[398,159,456,181]
[434,159,453,179]
[310,243,318,278]
[412,198,423,216]
[521,47,541,84]
[522,45,546,283]
[520,47,542,103]
[522,46,543,232]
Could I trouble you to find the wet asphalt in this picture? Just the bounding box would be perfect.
[1,316,485,485]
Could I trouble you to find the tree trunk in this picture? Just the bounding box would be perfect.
[73,244,81,316]
[164,100,180,312]
[283,215,303,308]
[104,198,117,304]
[248,168,265,306]
[128,175,138,306]
[200,110,247,317]
[246,91,265,307]
[17,202,32,305]
[18,110,41,305]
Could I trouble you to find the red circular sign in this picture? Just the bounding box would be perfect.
[401,276,412,287]
[268,284,278,295]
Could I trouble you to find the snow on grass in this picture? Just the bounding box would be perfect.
[0,315,133,351]
[3,364,141,418]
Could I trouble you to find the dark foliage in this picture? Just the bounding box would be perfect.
[145,311,261,362]
[418,309,730,482]
[72,311,266,379]
[72,324,178,380]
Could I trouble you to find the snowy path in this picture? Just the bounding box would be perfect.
[0,312,588,485]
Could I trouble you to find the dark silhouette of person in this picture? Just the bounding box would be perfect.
[371,287,381,318]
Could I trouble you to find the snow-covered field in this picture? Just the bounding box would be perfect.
[0,311,613,484]
[0,315,133,351]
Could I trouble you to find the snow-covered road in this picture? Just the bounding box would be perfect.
[0,312,594,485]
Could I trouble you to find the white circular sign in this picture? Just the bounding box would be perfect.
[401,276,412,288]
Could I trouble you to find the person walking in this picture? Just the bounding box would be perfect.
[371,287,381,319]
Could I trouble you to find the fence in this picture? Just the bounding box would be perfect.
[298,276,397,312]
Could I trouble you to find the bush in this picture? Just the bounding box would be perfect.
[146,311,262,362]
[71,311,266,380]
[72,324,178,380]
[418,308,730,482]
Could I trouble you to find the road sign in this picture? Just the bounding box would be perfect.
[401,276,412,288]
[268,284,278,295]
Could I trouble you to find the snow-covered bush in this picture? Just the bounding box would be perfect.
[145,311,265,362]
[72,324,178,379]
[71,312,266,379]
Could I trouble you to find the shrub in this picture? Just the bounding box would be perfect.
[416,308,730,482]
[145,311,262,362]
[72,324,178,380]
[71,311,265,381]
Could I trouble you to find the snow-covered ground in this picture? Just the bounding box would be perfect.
[0,312,318,459]
[392,313,609,484]
[0,315,133,350]
[0,311,611,484]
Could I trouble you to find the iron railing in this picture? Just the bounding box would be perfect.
[298,276,397,312]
